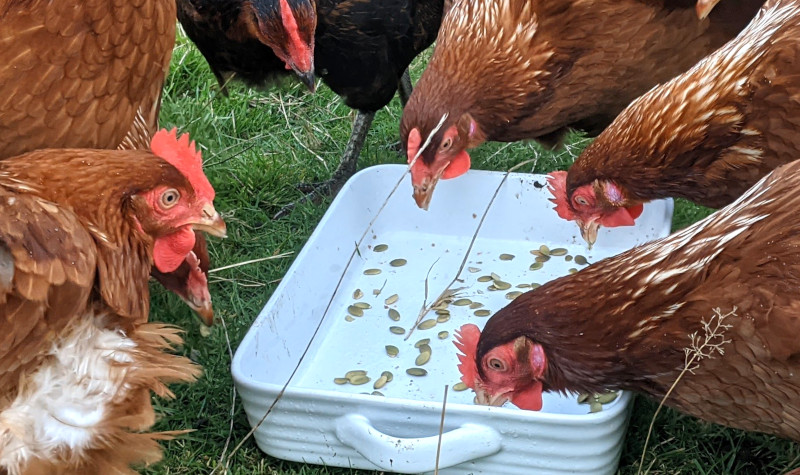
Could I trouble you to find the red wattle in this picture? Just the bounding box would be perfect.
[153,226,196,273]
[511,381,544,411]
[442,150,471,179]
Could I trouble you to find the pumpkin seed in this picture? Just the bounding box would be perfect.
[474,309,491,317]
[345,315,355,322]
[477,275,493,282]
[487,285,498,291]
[382,371,394,382]
[516,283,531,289]
[531,283,541,289]
[565,255,573,262]
[506,291,523,300]
[385,294,399,305]
[371,391,385,396]
[385,345,399,357]
[569,268,578,274]
[406,368,428,376]
[490,272,502,281]
[438,331,449,339]
[499,253,515,261]
[389,326,405,335]
[373,375,388,389]
[364,268,382,275]
[529,262,543,271]
[418,319,437,330]
[353,289,363,299]
[530,250,544,257]
[418,343,432,353]
[414,338,431,348]
[390,258,407,267]
[199,325,212,338]
[388,308,401,321]
[453,382,468,391]
[494,281,511,290]
[349,375,370,385]
[453,298,472,306]
[469,302,484,309]
[574,255,588,265]
[334,378,349,385]
[436,314,451,323]
[577,393,590,404]
[345,370,367,379]
[589,401,603,413]
[468,267,480,273]
[596,391,619,404]
[535,254,550,263]
[550,247,568,256]
[435,309,450,315]
[415,352,431,366]
[348,305,364,317]
[353,302,371,309]
[373,244,389,252]
[539,245,550,255]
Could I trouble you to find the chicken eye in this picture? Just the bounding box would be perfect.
[440,137,453,151]
[574,196,589,207]
[487,358,507,372]
[159,189,181,209]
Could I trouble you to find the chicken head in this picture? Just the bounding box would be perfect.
[454,324,546,411]
[547,171,643,247]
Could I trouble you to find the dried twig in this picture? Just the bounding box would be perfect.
[434,385,449,475]
[208,252,294,274]
[637,307,734,474]
[214,316,238,472]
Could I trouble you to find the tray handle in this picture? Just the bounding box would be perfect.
[335,414,502,473]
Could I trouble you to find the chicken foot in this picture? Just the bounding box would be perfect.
[273,111,375,219]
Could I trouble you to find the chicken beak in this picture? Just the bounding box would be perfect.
[184,293,214,326]
[192,203,227,238]
[696,0,721,19]
[294,67,316,93]
[473,386,510,407]
[577,219,600,249]
[412,177,439,210]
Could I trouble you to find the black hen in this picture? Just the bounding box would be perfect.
[177,0,444,215]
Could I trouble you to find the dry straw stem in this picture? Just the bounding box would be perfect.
[637,307,734,475]
[434,385,450,475]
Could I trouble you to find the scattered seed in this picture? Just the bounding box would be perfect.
[506,291,523,300]
[453,298,472,306]
[199,325,212,338]
[364,268,382,275]
[388,308,401,321]
[418,343,432,353]
[385,345,399,357]
[436,314,451,323]
[349,375,370,385]
[435,309,450,315]
[477,275,493,282]
[531,283,541,289]
[453,382,468,391]
[596,391,619,404]
[474,309,491,317]
[530,250,544,257]
[577,393,590,404]
[334,378,349,385]
[373,244,389,252]
[490,272,502,281]
[565,255,573,262]
[353,302,371,309]
[373,288,382,295]
[468,267,480,273]
[494,281,511,290]
[414,338,431,348]
[589,401,603,413]
[535,254,550,263]
[374,375,388,389]
[539,245,551,255]
[345,370,366,379]
[415,352,431,366]
[438,331,449,339]
[418,319,437,330]
[499,253,515,261]
[381,371,394,382]
[516,283,531,289]
[390,258,407,267]
[469,302,484,309]
[353,289,363,299]
[550,248,568,256]
[385,294,399,305]
[345,315,355,322]
[348,305,364,317]
[569,268,578,274]
[529,262,543,271]
[406,368,428,376]
[487,285,498,291]
[389,326,405,335]
[371,391,385,396]
[574,255,588,265]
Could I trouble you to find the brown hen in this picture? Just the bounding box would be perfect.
[550,0,800,245]
[0,130,226,474]
[400,0,763,210]
[456,157,800,441]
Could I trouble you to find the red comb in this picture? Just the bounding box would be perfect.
[454,324,482,389]
[546,171,574,221]
[150,128,215,202]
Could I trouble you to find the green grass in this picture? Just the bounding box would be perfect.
[145,30,800,474]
